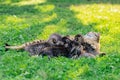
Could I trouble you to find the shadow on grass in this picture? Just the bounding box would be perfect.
[0,0,98,44]
[0,4,39,15]
[47,0,120,5]
[0,0,26,3]
[1,0,120,4]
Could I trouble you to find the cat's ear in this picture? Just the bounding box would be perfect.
[95,33,100,42]
[62,37,71,43]
[74,34,84,43]
[52,38,57,44]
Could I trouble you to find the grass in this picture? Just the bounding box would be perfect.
[0,0,120,80]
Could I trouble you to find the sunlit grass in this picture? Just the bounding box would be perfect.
[6,15,25,24]
[68,64,89,79]
[35,4,55,12]
[37,19,68,39]
[12,0,46,6]
[37,25,59,39]
[42,13,57,23]
[0,15,30,31]
[70,4,120,25]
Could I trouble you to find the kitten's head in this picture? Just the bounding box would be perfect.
[62,36,73,48]
[74,34,84,44]
[47,33,63,46]
[84,32,100,43]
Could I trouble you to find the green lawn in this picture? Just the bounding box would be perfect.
[0,0,120,80]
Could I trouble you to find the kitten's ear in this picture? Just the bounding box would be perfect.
[66,38,71,43]
[62,37,71,43]
[75,34,84,43]
[52,38,57,44]
[65,35,70,37]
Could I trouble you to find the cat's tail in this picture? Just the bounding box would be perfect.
[4,40,46,51]
[5,43,26,51]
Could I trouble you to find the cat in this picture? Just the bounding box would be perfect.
[5,33,64,56]
[73,32,105,58]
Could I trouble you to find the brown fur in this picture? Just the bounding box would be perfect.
[25,42,51,56]
[70,34,84,58]
[74,34,84,44]
[71,33,99,58]
[39,46,70,58]
[72,32,106,58]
